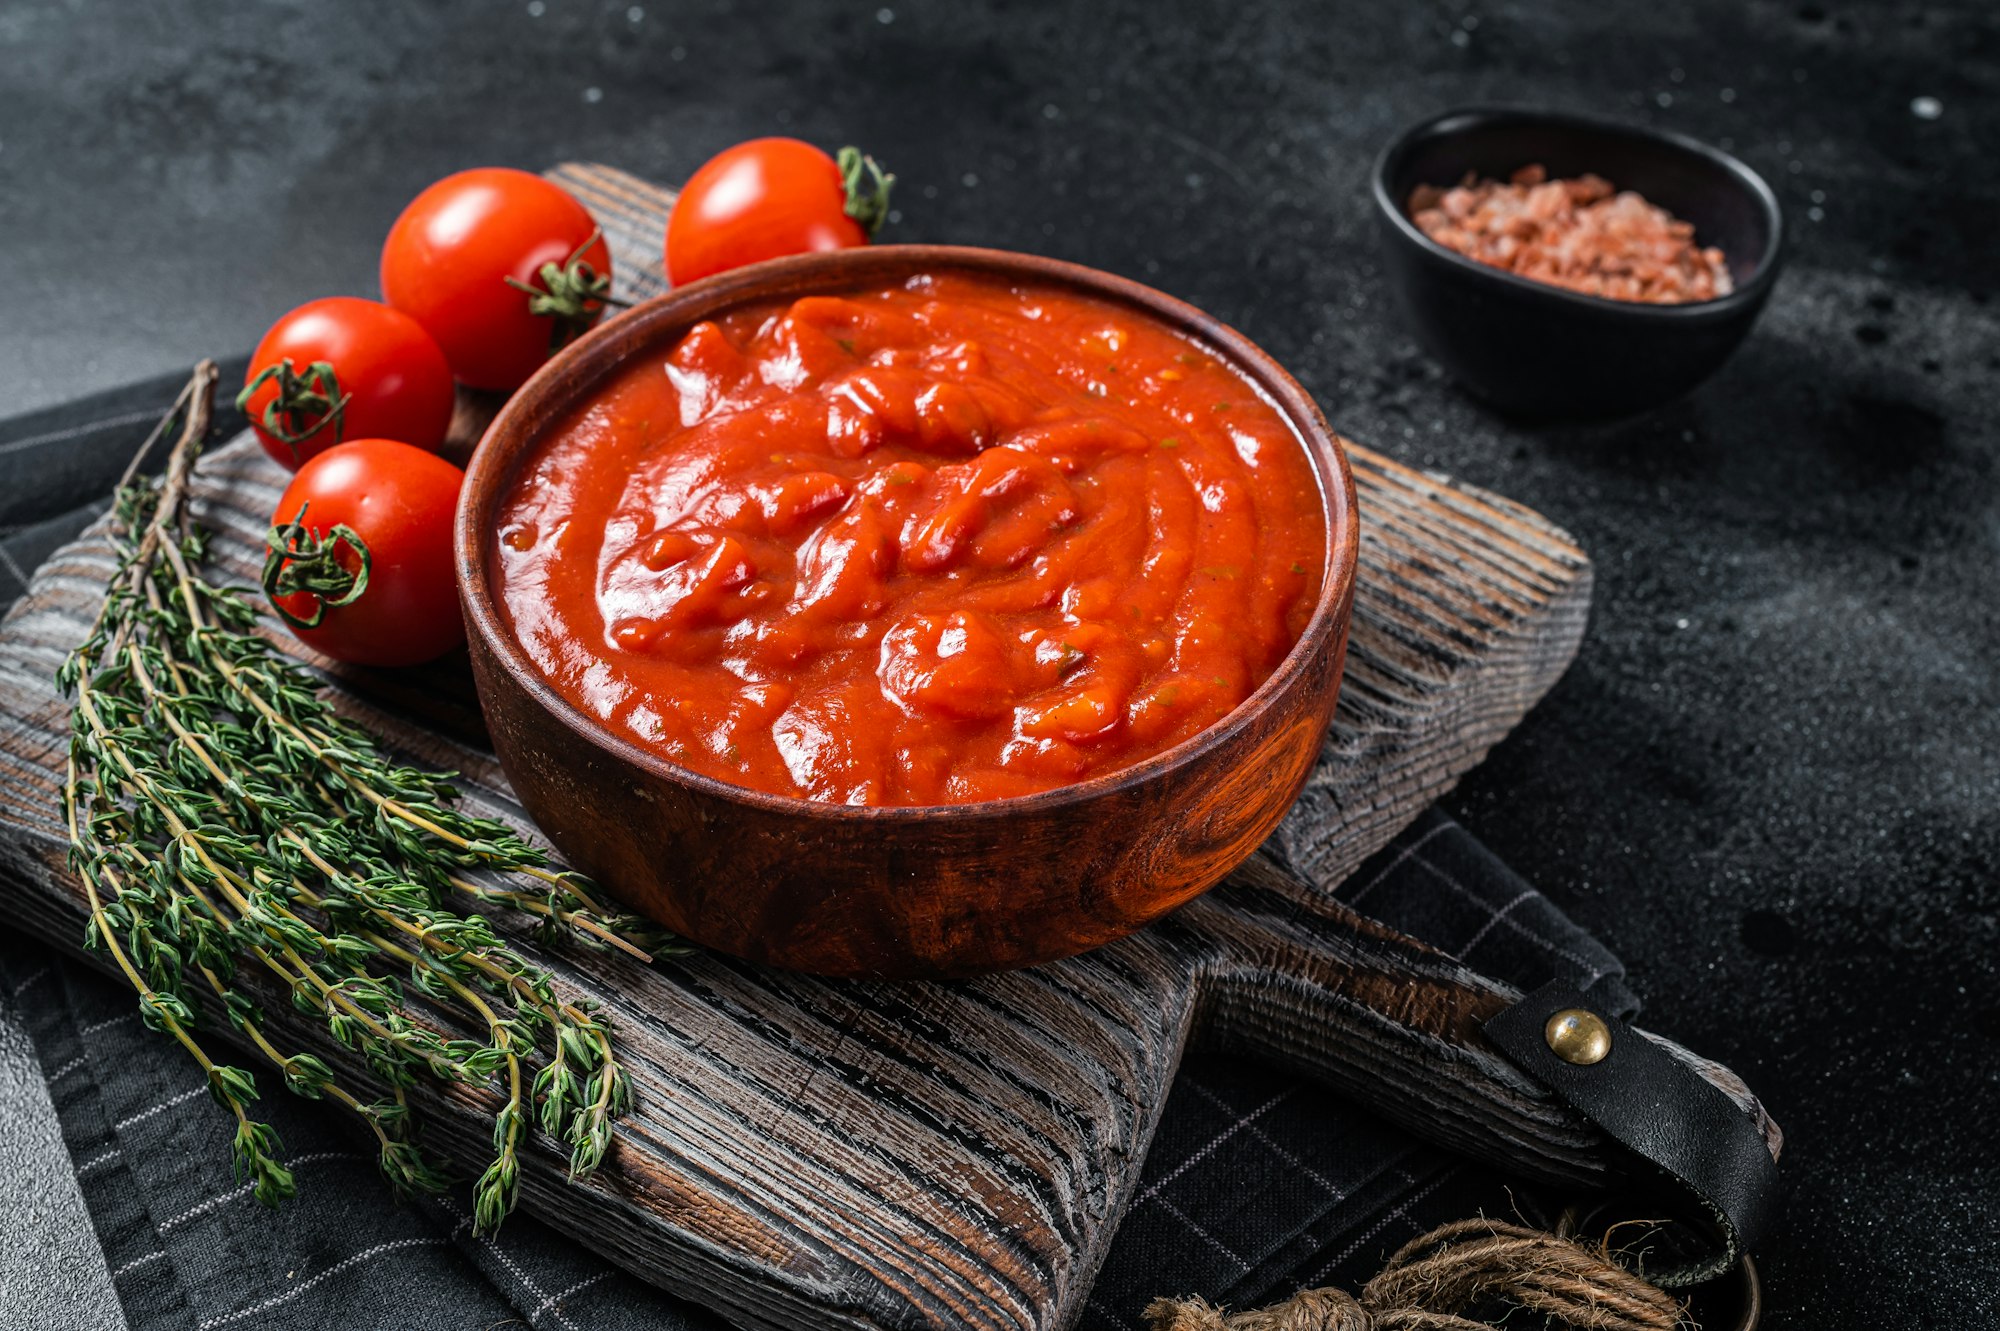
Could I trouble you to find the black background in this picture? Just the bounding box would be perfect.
[4,1,1996,1325]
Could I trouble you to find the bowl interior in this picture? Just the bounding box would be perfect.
[1379,108,1782,293]
[458,244,1360,822]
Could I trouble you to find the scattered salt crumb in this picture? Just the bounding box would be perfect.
[960,172,978,188]
[1677,618,1691,630]
[670,44,685,60]
[1911,96,1943,120]
[1720,87,1737,102]
[876,6,894,22]
[1809,207,1824,222]
[1451,29,1470,47]
[1670,67,1685,83]
[583,86,603,104]
[1657,92,1673,108]
[526,0,544,14]
[627,4,644,20]
[1042,103,1060,120]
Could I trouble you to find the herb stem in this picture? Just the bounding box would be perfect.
[444,875,653,962]
[61,365,658,1231]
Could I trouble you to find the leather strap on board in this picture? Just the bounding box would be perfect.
[1484,980,1780,1287]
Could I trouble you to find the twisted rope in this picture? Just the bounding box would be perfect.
[1145,1219,1685,1331]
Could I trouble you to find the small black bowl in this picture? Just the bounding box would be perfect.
[1373,106,1785,419]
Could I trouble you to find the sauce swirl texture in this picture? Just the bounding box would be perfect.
[494,274,1325,806]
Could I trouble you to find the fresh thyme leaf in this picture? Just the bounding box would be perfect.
[60,363,675,1235]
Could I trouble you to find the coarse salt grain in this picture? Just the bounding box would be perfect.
[1408,165,1733,304]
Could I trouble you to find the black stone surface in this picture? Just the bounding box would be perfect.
[3,1,1994,1326]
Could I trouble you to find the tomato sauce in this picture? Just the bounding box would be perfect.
[493,273,1325,806]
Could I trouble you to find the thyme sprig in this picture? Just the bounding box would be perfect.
[59,362,676,1232]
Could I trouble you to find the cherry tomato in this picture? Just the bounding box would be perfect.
[263,439,466,667]
[238,298,455,471]
[380,168,612,392]
[665,138,894,286]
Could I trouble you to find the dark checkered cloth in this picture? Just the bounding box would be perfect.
[0,372,1635,1331]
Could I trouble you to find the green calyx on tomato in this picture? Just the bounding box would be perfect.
[836,146,896,237]
[261,502,372,630]
[503,226,616,355]
[665,138,897,287]
[381,169,613,392]
[236,359,351,463]
[263,439,465,667]
[242,298,455,472]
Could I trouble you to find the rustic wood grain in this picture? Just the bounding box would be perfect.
[0,163,1774,1331]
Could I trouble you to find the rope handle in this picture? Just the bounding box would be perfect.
[1145,1217,1685,1331]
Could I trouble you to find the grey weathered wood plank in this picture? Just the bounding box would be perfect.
[0,163,1772,1331]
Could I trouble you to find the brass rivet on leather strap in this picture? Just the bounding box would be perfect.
[1545,1008,1612,1065]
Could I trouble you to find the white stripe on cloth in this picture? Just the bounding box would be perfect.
[76,1148,121,1175]
[1453,888,1539,958]
[1339,823,1453,909]
[1153,1194,1249,1271]
[1305,1164,1461,1285]
[112,1250,168,1280]
[114,1084,207,1130]
[1188,1080,1347,1198]
[441,1199,585,1331]
[195,1238,451,1330]
[81,1010,139,1036]
[0,408,165,458]
[7,965,52,999]
[1131,1087,1292,1205]
[159,1153,368,1233]
[526,1270,616,1323]
[1410,854,1608,984]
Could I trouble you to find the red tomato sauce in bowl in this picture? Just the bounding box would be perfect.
[492,273,1325,806]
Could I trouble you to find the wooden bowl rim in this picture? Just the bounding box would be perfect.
[457,243,1360,823]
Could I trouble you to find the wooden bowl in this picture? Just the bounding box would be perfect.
[456,245,1359,978]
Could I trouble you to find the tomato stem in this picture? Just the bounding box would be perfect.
[837,147,895,237]
[262,502,372,630]
[235,359,351,466]
[504,228,614,355]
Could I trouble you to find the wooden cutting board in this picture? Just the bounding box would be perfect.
[0,164,1772,1331]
